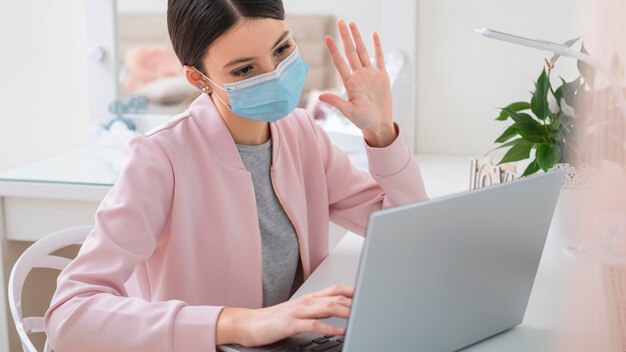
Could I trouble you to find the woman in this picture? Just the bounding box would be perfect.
[44,0,428,351]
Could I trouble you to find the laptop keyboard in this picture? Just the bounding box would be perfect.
[271,335,344,352]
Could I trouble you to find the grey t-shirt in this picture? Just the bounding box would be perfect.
[235,138,304,307]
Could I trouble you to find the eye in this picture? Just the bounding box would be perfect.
[274,42,292,57]
[232,65,254,78]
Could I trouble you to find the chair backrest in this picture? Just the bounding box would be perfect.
[7,225,93,352]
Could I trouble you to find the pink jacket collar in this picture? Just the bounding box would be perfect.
[188,93,284,171]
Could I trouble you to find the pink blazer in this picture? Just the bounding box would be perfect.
[43,93,428,352]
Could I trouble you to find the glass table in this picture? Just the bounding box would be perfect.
[0,142,123,238]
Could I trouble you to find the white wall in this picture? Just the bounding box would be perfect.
[415,0,584,156]
[0,1,89,170]
[284,0,383,53]
[117,0,166,14]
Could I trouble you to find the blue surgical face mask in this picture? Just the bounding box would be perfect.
[193,47,309,122]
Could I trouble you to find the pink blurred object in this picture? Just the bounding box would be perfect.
[123,45,183,93]
[304,88,335,120]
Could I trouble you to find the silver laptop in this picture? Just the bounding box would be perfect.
[219,170,565,352]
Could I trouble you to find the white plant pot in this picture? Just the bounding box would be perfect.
[547,163,591,239]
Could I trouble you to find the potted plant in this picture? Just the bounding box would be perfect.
[489,38,599,237]
[490,38,595,177]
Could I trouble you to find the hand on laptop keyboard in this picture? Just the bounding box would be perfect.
[216,284,353,347]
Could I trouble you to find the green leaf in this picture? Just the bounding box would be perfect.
[494,126,519,143]
[531,69,550,120]
[487,138,524,155]
[499,139,534,164]
[504,108,536,124]
[550,113,562,135]
[550,129,562,140]
[555,77,581,106]
[522,159,541,176]
[536,144,562,172]
[496,102,531,121]
[511,122,547,143]
[577,43,596,87]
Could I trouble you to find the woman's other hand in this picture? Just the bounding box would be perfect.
[216,284,353,347]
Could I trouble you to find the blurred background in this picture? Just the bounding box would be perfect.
[0,0,586,170]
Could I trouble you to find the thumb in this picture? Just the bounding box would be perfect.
[319,93,351,117]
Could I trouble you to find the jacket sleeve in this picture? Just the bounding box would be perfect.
[43,135,225,352]
[308,113,429,236]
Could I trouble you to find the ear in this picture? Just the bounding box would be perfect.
[183,65,212,93]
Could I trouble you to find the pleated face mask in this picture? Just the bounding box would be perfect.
[193,46,309,122]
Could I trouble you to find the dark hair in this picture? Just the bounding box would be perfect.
[167,0,285,75]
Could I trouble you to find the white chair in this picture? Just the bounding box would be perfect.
[7,225,93,352]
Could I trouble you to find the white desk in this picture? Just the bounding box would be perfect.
[0,142,118,352]
[293,231,573,351]
[0,140,473,352]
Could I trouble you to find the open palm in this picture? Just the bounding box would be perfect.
[319,20,394,134]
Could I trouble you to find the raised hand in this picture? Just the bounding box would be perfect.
[320,20,397,147]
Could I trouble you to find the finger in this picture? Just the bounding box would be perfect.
[337,19,362,71]
[302,295,352,309]
[296,301,351,320]
[310,284,355,299]
[318,93,351,118]
[324,36,352,82]
[349,22,371,68]
[373,32,386,70]
[328,295,352,309]
[292,319,346,337]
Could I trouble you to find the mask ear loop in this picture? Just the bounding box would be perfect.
[192,67,233,111]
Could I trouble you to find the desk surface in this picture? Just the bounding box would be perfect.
[0,142,119,187]
[293,232,572,351]
[0,142,122,201]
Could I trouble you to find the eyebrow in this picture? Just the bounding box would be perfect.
[272,30,290,49]
[223,30,291,69]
